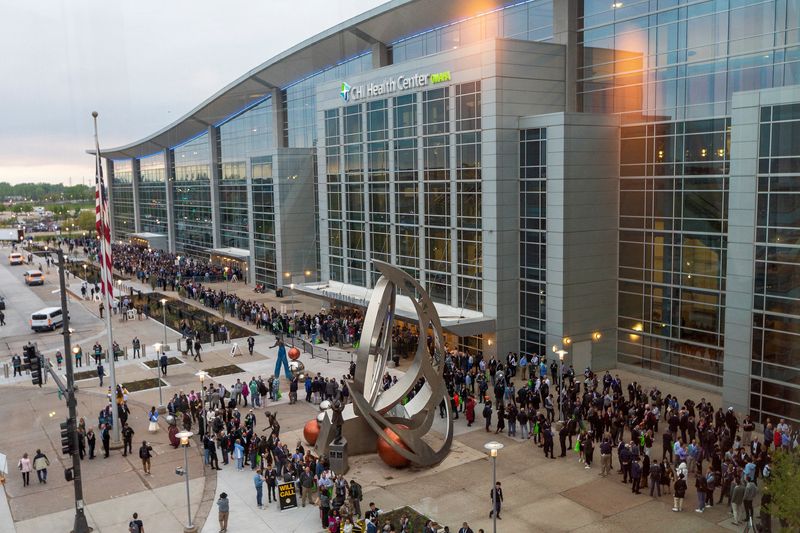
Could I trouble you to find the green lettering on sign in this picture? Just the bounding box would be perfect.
[429,71,452,84]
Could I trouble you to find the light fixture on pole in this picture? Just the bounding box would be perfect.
[195,370,209,432]
[484,441,503,533]
[555,349,568,422]
[160,298,168,350]
[175,431,196,533]
[289,283,295,313]
[153,343,164,413]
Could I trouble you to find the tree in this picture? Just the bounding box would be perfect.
[77,211,96,232]
[764,448,800,529]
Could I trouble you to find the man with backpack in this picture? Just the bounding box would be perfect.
[128,512,144,533]
[139,441,153,475]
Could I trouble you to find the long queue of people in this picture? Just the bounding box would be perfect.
[437,349,796,530]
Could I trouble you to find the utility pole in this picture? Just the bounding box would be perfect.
[54,247,92,532]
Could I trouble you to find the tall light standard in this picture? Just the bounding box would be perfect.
[195,370,209,435]
[556,349,568,422]
[289,282,295,313]
[82,264,87,284]
[176,431,196,533]
[484,441,504,533]
[160,298,168,350]
[153,343,165,413]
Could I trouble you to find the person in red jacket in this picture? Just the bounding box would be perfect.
[465,395,476,427]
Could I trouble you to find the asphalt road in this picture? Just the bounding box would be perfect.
[0,245,101,357]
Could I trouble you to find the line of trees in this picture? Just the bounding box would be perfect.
[0,182,93,203]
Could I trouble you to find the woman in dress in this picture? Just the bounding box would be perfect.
[148,407,159,433]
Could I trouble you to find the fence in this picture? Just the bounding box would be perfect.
[289,336,353,364]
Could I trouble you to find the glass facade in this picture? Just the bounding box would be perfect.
[111,159,134,239]
[752,102,800,423]
[519,128,547,358]
[173,133,212,258]
[576,0,800,388]
[138,153,167,235]
[324,82,483,310]
[252,156,277,289]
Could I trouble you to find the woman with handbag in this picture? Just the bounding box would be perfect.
[18,453,31,486]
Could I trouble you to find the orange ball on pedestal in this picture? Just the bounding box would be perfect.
[303,419,320,445]
[376,425,411,468]
[288,347,301,360]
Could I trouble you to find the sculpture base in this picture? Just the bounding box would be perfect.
[329,438,349,475]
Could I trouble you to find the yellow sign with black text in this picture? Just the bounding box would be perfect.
[278,481,298,510]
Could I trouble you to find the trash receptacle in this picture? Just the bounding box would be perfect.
[276,288,284,298]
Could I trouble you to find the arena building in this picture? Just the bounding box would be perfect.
[99,0,800,424]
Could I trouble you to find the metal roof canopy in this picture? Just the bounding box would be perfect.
[92,0,512,159]
[210,247,251,259]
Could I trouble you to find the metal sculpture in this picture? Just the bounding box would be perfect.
[315,261,453,467]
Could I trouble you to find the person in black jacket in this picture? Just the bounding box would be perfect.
[631,458,642,494]
[489,481,503,519]
[672,473,687,512]
[483,401,493,433]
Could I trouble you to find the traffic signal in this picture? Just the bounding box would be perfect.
[60,418,74,455]
[23,344,42,387]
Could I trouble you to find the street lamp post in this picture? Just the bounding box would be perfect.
[484,441,504,533]
[176,431,196,533]
[196,370,209,451]
[160,298,168,350]
[153,343,164,413]
[556,349,568,422]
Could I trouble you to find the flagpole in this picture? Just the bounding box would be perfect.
[93,111,121,445]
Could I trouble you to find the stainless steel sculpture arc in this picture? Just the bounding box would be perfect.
[346,260,453,467]
[353,276,395,404]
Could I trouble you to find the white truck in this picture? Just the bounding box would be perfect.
[0,228,24,242]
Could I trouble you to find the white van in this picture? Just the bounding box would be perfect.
[30,307,63,332]
[9,252,24,265]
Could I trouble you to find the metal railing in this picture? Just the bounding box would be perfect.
[288,336,353,364]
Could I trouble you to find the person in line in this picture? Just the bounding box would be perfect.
[743,477,758,525]
[672,472,687,512]
[253,468,264,509]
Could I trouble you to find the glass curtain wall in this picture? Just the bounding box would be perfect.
[138,153,167,235]
[252,156,277,289]
[173,134,212,258]
[324,82,482,311]
[219,99,272,250]
[519,128,547,358]
[111,159,134,239]
[576,0,799,386]
[752,102,800,423]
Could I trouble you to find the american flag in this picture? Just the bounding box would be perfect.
[94,129,114,306]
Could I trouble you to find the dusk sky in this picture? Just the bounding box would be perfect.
[0,0,385,185]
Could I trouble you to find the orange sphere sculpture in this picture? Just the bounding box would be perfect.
[303,419,320,445]
[288,347,301,360]
[377,425,411,468]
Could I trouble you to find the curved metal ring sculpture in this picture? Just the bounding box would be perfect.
[316,261,453,467]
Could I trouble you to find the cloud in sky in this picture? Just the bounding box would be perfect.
[0,0,385,184]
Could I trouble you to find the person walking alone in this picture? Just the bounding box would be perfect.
[489,481,503,519]
[253,468,264,509]
[139,441,153,475]
[217,492,230,532]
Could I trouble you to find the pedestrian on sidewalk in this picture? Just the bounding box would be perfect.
[101,424,111,458]
[18,453,31,486]
[148,407,159,433]
[12,354,21,377]
[217,492,229,532]
[33,449,49,483]
[128,512,144,533]
[194,339,203,362]
[266,464,278,504]
[97,362,105,387]
[489,481,503,520]
[132,337,141,358]
[248,336,255,355]
[87,428,96,459]
[139,441,153,474]
[122,422,135,456]
[160,352,168,375]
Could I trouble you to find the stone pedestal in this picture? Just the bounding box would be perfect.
[329,437,349,475]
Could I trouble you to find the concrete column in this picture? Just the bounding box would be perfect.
[272,88,288,148]
[372,42,389,68]
[164,149,176,253]
[131,158,142,233]
[207,126,222,248]
[552,0,578,112]
[416,92,426,286]
[387,98,397,266]
[245,172,256,286]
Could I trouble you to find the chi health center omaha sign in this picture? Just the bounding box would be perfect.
[340,70,451,102]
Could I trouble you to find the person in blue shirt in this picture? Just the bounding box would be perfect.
[253,469,264,508]
[234,439,245,471]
